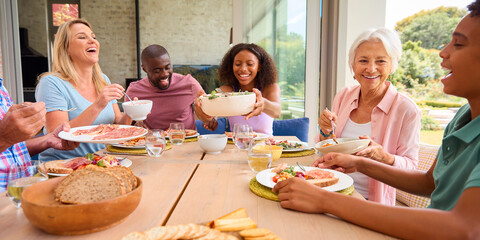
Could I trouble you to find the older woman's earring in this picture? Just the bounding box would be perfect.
[388,75,392,80]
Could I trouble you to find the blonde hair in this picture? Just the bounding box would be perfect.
[39,18,107,94]
[348,28,402,74]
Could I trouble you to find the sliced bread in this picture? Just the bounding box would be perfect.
[307,177,339,187]
[55,165,128,204]
[44,160,74,174]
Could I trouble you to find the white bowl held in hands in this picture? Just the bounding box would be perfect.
[122,100,153,121]
[315,138,370,155]
[198,134,228,154]
[199,93,256,117]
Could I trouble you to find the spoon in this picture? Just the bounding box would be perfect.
[123,90,135,104]
[325,107,339,144]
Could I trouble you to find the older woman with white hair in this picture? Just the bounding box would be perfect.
[315,28,421,205]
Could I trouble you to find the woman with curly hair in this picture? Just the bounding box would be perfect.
[196,43,281,135]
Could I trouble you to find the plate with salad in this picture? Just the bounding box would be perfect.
[265,139,312,152]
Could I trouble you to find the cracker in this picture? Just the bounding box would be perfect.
[144,226,167,240]
[194,228,222,240]
[121,231,146,240]
[161,225,179,239]
[188,224,211,239]
[245,232,277,240]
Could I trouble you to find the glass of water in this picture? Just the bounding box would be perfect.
[145,129,166,157]
[247,140,272,173]
[168,122,185,145]
[234,124,253,150]
[7,160,47,208]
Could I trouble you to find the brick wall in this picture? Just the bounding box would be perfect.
[18,0,48,56]
[139,0,232,70]
[82,0,138,85]
[16,0,232,85]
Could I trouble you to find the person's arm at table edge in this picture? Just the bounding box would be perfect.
[317,186,479,239]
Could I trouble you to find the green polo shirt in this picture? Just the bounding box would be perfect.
[430,104,480,210]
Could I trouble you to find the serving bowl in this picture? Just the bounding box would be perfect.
[198,134,228,154]
[253,144,283,162]
[199,93,256,116]
[122,100,153,121]
[21,176,142,235]
[315,138,370,155]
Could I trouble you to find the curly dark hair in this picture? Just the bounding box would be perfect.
[218,43,278,91]
[468,0,480,17]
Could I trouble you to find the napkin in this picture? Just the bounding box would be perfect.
[248,177,354,201]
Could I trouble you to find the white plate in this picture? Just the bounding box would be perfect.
[256,166,353,191]
[276,140,312,152]
[254,133,270,140]
[315,138,370,155]
[59,125,147,144]
[47,158,133,177]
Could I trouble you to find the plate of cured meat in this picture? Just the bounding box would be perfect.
[38,155,132,177]
[59,124,148,144]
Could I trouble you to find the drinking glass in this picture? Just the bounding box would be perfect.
[234,124,254,150]
[247,140,273,173]
[7,160,47,208]
[168,122,185,145]
[145,129,166,157]
[231,123,239,145]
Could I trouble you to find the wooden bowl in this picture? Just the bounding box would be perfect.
[21,176,142,235]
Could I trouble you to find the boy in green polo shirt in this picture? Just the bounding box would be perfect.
[272,0,480,238]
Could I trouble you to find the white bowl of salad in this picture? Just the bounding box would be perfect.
[199,91,256,117]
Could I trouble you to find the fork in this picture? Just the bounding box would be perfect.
[296,161,306,173]
[325,107,339,144]
[21,103,76,112]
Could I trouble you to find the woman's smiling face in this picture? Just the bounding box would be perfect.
[233,50,260,89]
[352,40,392,92]
[67,23,99,65]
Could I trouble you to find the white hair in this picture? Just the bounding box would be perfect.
[348,28,402,74]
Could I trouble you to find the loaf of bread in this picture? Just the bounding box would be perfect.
[54,165,136,204]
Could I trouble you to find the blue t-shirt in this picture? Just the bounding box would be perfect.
[35,74,117,160]
[430,104,480,210]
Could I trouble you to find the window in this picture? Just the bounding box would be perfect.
[242,0,307,119]
[46,0,80,61]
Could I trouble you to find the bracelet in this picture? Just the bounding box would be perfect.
[319,128,332,137]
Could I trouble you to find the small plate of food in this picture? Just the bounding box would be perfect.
[315,138,370,155]
[111,136,146,149]
[39,154,132,177]
[256,164,353,192]
[59,124,147,144]
[225,132,269,141]
[265,138,312,152]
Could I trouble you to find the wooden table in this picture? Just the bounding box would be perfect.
[0,137,395,240]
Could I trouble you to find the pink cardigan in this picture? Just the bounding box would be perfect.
[316,82,421,205]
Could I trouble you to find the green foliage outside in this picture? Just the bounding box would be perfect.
[174,65,220,93]
[393,6,468,106]
[395,7,467,50]
[421,115,441,131]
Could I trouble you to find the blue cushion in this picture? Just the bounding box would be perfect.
[273,117,309,142]
[195,118,227,135]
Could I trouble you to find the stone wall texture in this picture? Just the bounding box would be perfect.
[16,0,232,85]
